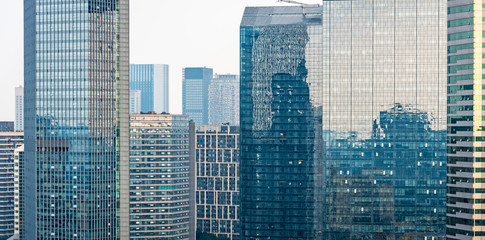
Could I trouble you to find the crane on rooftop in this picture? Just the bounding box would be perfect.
[277,0,320,16]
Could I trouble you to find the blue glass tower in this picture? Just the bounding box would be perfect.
[321,1,447,239]
[240,6,324,239]
[183,67,213,125]
[130,64,170,114]
[24,0,130,239]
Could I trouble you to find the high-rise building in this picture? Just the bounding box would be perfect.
[130,90,142,114]
[320,1,447,239]
[0,122,14,132]
[24,1,130,239]
[194,124,240,240]
[15,87,23,132]
[129,113,194,240]
[208,74,239,125]
[130,64,170,113]
[183,67,213,125]
[240,6,324,239]
[14,144,24,240]
[0,132,23,238]
[447,1,485,239]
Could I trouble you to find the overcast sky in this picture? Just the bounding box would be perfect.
[0,0,321,121]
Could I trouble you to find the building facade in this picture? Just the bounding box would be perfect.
[194,124,240,240]
[130,90,142,114]
[23,1,130,239]
[130,64,170,114]
[447,1,485,239]
[0,122,14,133]
[15,87,23,132]
[129,114,193,239]
[0,132,23,238]
[182,67,213,125]
[321,1,447,239]
[14,144,24,240]
[240,6,324,239]
[208,74,240,125]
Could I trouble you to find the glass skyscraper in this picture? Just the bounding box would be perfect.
[130,64,170,114]
[240,6,324,239]
[321,1,447,239]
[183,67,213,125]
[241,1,447,239]
[447,1,485,239]
[23,1,130,239]
[208,74,240,125]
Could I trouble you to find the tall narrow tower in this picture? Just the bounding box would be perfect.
[183,67,213,125]
[240,6,324,239]
[447,1,485,239]
[15,86,23,132]
[23,0,130,239]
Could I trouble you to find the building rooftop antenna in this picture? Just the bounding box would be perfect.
[277,0,320,16]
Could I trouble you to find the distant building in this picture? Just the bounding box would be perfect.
[130,64,170,113]
[129,113,194,239]
[13,144,24,240]
[14,87,23,132]
[183,67,213,125]
[0,122,14,132]
[194,124,240,240]
[209,74,239,125]
[130,90,142,114]
[0,132,23,238]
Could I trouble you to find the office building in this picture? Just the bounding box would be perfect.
[0,132,23,238]
[14,87,23,132]
[24,1,130,239]
[14,145,24,240]
[130,90,142,114]
[320,1,447,239]
[130,64,170,113]
[447,1,485,239]
[208,74,239,125]
[129,113,193,239]
[194,124,240,240]
[240,6,324,239]
[0,122,14,132]
[183,67,213,125]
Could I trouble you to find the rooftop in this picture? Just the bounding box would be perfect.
[241,6,322,27]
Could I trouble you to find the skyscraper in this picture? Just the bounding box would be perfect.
[24,1,130,239]
[14,144,24,240]
[321,0,447,239]
[129,113,193,239]
[194,124,240,240]
[183,67,213,125]
[15,86,24,132]
[208,74,240,125]
[130,64,170,113]
[130,90,142,114]
[0,132,23,238]
[240,6,324,239]
[447,1,485,239]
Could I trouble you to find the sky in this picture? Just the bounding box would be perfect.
[0,0,321,121]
